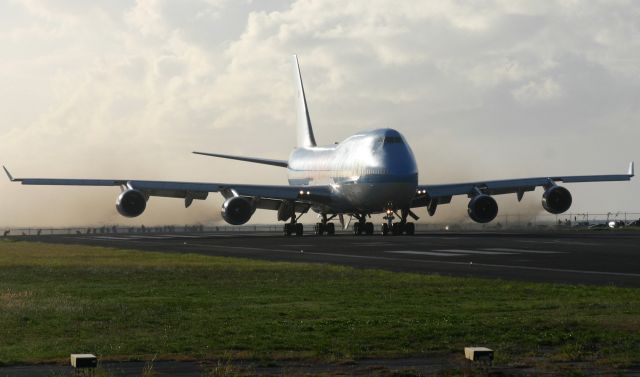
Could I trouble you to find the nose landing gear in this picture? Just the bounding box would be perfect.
[382,208,415,236]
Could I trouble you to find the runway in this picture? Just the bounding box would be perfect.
[26,231,640,287]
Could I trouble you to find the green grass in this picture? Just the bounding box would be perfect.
[0,240,638,371]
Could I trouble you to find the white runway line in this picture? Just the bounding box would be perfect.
[433,249,515,255]
[80,236,135,240]
[516,239,600,246]
[386,250,468,257]
[351,242,394,246]
[483,248,563,254]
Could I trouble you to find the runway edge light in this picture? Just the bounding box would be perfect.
[70,354,97,369]
[464,347,493,365]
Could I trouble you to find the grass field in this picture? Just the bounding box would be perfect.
[0,240,639,373]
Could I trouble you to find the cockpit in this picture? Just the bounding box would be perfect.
[383,136,404,144]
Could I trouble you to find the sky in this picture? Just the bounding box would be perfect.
[1,0,639,227]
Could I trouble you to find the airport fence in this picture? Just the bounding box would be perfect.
[3,212,639,237]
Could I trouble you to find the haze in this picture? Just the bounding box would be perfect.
[1,0,638,227]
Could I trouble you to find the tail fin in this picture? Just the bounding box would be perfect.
[292,55,317,148]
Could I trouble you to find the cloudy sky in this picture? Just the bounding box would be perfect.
[1,0,638,227]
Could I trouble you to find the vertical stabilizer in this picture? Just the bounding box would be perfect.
[292,55,317,148]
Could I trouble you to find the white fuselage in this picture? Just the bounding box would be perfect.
[287,128,418,214]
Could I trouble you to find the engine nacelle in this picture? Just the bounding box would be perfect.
[116,189,147,218]
[542,185,572,214]
[468,194,498,223]
[221,196,255,225]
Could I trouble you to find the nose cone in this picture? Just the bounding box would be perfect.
[379,129,418,179]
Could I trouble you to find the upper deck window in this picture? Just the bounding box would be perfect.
[383,136,403,144]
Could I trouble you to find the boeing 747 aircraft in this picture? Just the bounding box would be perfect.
[4,56,635,236]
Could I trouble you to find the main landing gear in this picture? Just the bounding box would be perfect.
[353,214,374,235]
[314,222,335,235]
[314,214,336,236]
[286,214,337,236]
[283,210,305,236]
[382,209,415,236]
[283,222,303,236]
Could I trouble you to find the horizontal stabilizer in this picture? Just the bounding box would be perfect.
[193,151,288,168]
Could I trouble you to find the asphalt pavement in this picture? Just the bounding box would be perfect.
[23,230,640,287]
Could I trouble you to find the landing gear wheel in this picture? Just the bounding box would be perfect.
[326,222,335,235]
[283,223,293,236]
[295,223,303,236]
[381,223,389,236]
[392,222,402,236]
[405,222,415,235]
[354,222,363,236]
[314,222,325,235]
[365,222,374,235]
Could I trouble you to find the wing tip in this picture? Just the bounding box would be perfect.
[629,161,635,177]
[2,165,15,181]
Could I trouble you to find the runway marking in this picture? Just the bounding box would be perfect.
[351,242,394,246]
[292,250,640,279]
[483,248,562,254]
[279,244,315,247]
[77,236,143,240]
[432,249,515,255]
[386,250,467,257]
[517,240,600,246]
[303,251,640,279]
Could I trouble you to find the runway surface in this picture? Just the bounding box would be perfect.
[26,231,640,287]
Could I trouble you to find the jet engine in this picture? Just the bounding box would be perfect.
[221,196,255,225]
[116,189,147,217]
[468,194,498,223]
[542,185,572,214]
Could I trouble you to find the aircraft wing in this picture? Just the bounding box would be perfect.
[2,166,332,211]
[413,162,634,208]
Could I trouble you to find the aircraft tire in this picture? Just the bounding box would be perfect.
[392,222,402,236]
[405,222,415,235]
[326,222,335,235]
[295,223,303,236]
[365,222,374,235]
[381,223,389,236]
[283,224,292,236]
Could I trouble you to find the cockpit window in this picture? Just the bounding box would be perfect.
[383,136,403,144]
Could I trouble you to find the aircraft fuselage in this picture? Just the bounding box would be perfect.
[287,128,418,214]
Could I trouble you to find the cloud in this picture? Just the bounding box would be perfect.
[512,78,563,104]
[1,0,639,227]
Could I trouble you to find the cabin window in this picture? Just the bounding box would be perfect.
[383,136,403,144]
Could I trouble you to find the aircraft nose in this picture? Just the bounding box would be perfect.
[382,145,418,177]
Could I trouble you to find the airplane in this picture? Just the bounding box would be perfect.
[3,55,635,236]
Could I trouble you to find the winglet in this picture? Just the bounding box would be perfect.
[2,166,15,181]
[629,161,635,177]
